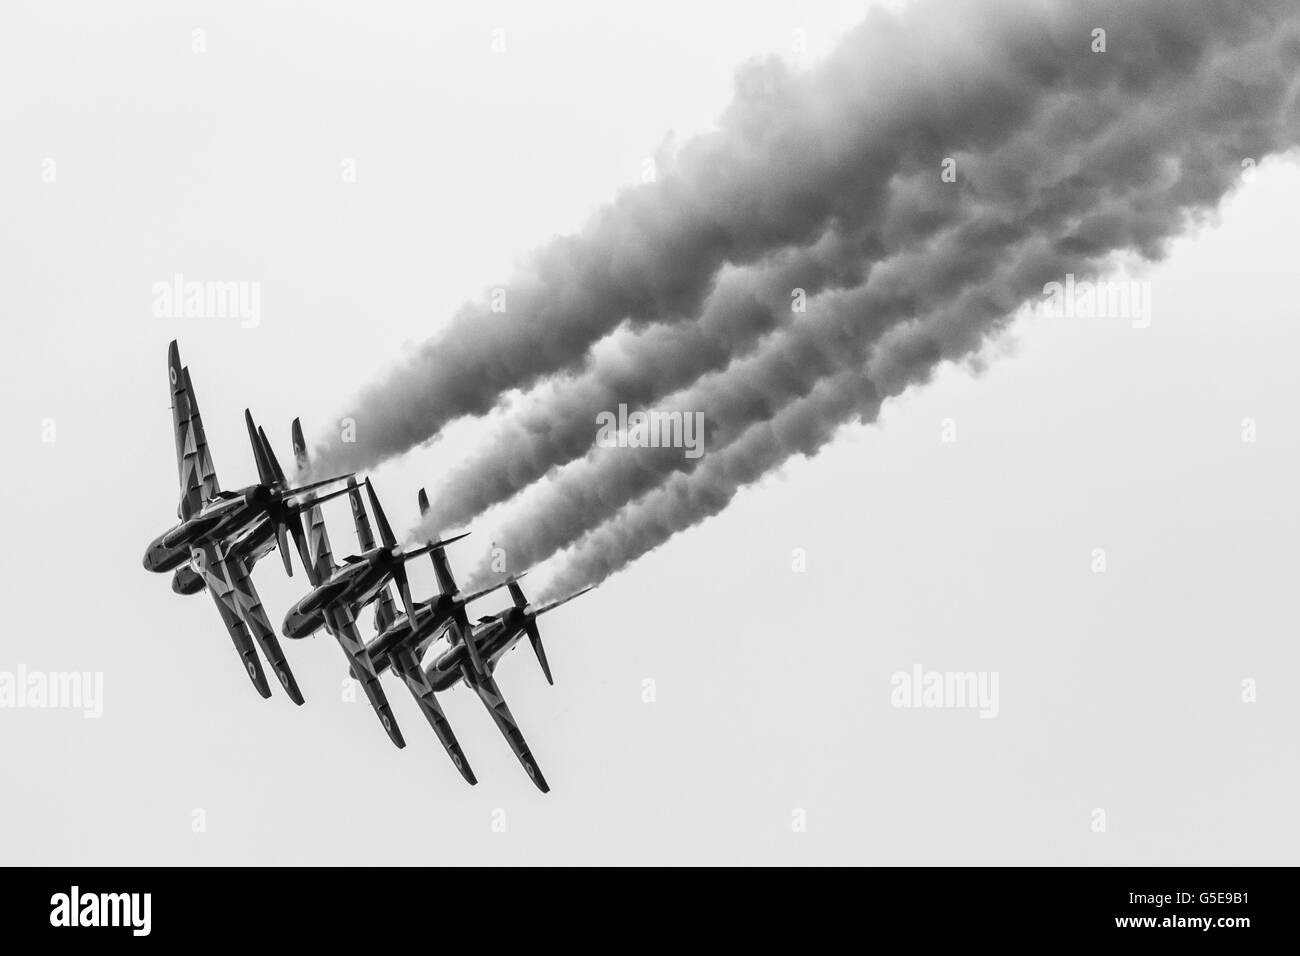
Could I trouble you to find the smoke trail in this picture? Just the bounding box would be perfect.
[419,218,921,531]
[424,1,1300,590]
[420,159,1007,530]
[312,0,1227,475]
[516,31,1300,596]
[452,217,1027,578]
[540,183,1270,599]
[415,0,1299,543]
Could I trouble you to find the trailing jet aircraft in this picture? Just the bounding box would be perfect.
[364,487,513,678]
[421,578,594,793]
[289,421,406,749]
[339,476,481,782]
[143,341,350,703]
[281,478,466,640]
[288,424,474,782]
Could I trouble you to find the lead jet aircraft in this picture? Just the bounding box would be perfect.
[288,423,473,784]
[142,341,350,703]
[421,577,594,793]
[144,391,351,580]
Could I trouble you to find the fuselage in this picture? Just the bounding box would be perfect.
[422,609,530,692]
[142,532,190,573]
[365,592,465,674]
[143,485,276,571]
[282,549,398,639]
[147,513,277,587]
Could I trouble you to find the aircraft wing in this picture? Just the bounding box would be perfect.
[221,552,306,705]
[192,543,270,699]
[467,671,550,793]
[187,369,220,505]
[325,604,406,749]
[388,647,476,784]
[168,342,219,521]
[303,488,337,587]
[345,480,400,631]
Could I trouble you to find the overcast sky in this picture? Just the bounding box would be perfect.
[2,0,1297,864]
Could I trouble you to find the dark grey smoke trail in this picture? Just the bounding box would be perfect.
[418,222,909,531]
[423,0,1300,591]
[538,183,1274,599]
[312,0,1248,476]
[420,155,1005,530]
[523,116,1299,592]
[419,0,1300,531]
[451,218,1028,578]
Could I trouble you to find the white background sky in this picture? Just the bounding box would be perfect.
[2,0,1297,864]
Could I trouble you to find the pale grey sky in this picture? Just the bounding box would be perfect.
[1,0,1297,864]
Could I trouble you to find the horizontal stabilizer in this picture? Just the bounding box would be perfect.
[283,473,355,500]
[462,571,525,606]
[293,484,352,511]
[526,620,553,686]
[403,531,470,562]
[536,585,595,616]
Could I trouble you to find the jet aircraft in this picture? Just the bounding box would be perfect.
[281,478,466,641]
[421,577,594,793]
[144,341,597,790]
[142,341,351,703]
[364,488,515,678]
[288,425,476,780]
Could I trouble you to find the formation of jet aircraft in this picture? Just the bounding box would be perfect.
[143,341,593,792]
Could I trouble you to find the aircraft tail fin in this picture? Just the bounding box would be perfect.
[245,410,276,487]
[365,479,422,627]
[347,477,378,551]
[291,418,309,471]
[352,483,400,630]
[417,488,461,596]
[290,418,338,583]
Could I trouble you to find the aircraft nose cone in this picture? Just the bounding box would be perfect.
[143,539,172,572]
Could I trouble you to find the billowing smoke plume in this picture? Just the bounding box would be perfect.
[325,0,1300,598]
[419,228,887,532]
[313,0,1277,475]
